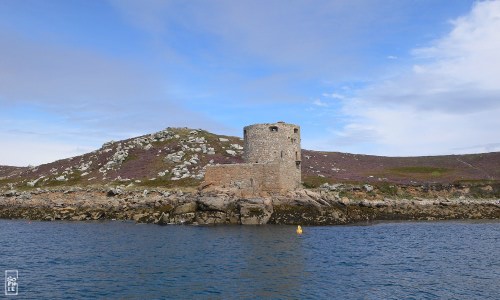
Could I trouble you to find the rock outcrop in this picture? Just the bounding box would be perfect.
[0,187,498,225]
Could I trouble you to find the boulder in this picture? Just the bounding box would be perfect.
[195,211,228,225]
[27,176,44,187]
[18,192,32,200]
[230,144,243,150]
[239,199,273,225]
[225,150,237,156]
[133,213,149,222]
[4,190,18,197]
[157,212,170,224]
[171,213,196,224]
[107,188,123,197]
[304,189,321,200]
[71,214,88,221]
[340,197,350,205]
[91,211,104,220]
[172,202,198,215]
[363,184,374,192]
[319,183,344,191]
[55,175,67,181]
[197,196,232,211]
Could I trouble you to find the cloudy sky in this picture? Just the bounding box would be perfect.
[1,0,499,166]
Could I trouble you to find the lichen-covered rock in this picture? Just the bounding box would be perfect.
[195,211,228,224]
[165,151,185,163]
[171,212,196,224]
[197,196,231,211]
[133,213,149,222]
[91,211,104,220]
[27,176,44,187]
[4,190,18,197]
[0,187,498,225]
[55,175,67,181]
[363,184,374,192]
[225,150,237,156]
[172,202,197,215]
[239,198,273,225]
[107,188,123,197]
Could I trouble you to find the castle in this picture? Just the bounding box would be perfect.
[204,122,301,194]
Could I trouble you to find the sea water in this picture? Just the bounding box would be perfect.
[0,220,498,299]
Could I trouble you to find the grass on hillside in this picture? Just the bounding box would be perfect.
[35,171,85,189]
[302,175,333,188]
[136,177,201,189]
[387,166,450,177]
[453,179,500,185]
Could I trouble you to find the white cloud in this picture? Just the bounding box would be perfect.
[328,1,500,156]
[322,92,345,100]
[0,31,154,108]
[0,28,222,129]
[0,29,223,165]
[313,99,329,107]
[109,0,420,84]
[0,133,95,166]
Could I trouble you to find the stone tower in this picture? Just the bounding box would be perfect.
[203,121,302,194]
[243,122,301,189]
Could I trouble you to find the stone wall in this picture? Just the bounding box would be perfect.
[204,163,286,194]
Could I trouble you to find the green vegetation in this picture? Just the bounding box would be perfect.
[0,178,18,187]
[453,179,500,185]
[42,171,84,188]
[157,204,174,213]
[247,207,264,217]
[136,177,201,188]
[375,182,398,196]
[123,152,138,163]
[391,166,449,174]
[302,175,332,188]
[468,182,500,198]
[385,166,451,178]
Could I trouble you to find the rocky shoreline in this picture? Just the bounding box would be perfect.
[1,186,499,225]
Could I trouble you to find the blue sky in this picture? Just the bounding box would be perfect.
[1,0,499,166]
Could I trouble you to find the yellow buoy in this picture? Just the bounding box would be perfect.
[296,225,303,234]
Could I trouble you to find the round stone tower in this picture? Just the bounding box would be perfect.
[243,122,301,188]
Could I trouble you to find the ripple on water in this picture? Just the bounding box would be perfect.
[0,220,498,299]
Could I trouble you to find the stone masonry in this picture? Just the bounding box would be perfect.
[204,122,301,195]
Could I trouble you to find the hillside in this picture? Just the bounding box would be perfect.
[301,150,500,186]
[0,127,499,191]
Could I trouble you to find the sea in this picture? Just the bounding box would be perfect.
[0,219,498,299]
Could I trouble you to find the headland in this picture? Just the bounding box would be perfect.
[1,124,499,225]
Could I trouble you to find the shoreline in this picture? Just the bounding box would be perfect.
[1,187,498,225]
